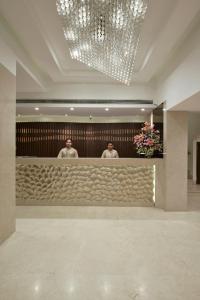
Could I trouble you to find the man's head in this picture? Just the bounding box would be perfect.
[65,138,72,148]
[107,142,114,151]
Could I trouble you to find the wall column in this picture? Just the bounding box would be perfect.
[164,111,188,211]
[0,64,16,243]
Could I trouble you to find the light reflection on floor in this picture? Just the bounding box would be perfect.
[0,206,200,300]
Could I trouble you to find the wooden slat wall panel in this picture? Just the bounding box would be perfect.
[16,122,163,158]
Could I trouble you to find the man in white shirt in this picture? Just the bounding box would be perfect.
[57,138,78,158]
[101,142,119,158]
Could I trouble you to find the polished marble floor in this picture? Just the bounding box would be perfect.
[1,206,200,300]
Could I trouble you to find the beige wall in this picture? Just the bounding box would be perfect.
[155,23,200,109]
[0,64,16,243]
[164,111,188,211]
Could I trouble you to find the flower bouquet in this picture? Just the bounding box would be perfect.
[133,122,162,158]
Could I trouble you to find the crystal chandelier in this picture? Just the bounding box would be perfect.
[56,0,148,85]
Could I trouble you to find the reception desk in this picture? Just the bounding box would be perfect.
[16,158,165,207]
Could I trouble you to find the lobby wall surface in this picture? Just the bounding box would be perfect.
[0,65,16,243]
[164,111,188,211]
[16,122,163,158]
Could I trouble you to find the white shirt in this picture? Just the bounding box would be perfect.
[57,147,78,158]
[101,149,119,158]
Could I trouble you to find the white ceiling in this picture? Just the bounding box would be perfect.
[16,105,153,117]
[1,0,200,114]
[0,0,199,89]
[172,91,200,112]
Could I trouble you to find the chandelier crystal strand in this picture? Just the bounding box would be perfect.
[56,0,148,85]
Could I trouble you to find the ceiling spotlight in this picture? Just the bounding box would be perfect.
[141,108,145,111]
[105,108,109,111]
[163,108,166,111]
[70,107,74,111]
[35,107,39,111]
[89,115,93,120]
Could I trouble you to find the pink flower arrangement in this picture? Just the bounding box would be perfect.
[133,122,162,157]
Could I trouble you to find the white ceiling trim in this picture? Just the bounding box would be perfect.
[22,0,66,77]
[0,13,48,90]
[21,0,109,81]
[17,82,155,101]
[139,0,200,81]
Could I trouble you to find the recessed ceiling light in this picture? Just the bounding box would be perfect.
[70,107,74,111]
[35,107,39,111]
[105,108,109,111]
[163,108,166,111]
[141,108,145,111]
[65,114,68,117]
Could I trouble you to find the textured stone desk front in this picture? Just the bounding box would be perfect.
[16,158,164,207]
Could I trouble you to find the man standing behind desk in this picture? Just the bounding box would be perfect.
[101,142,119,158]
[57,138,78,158]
